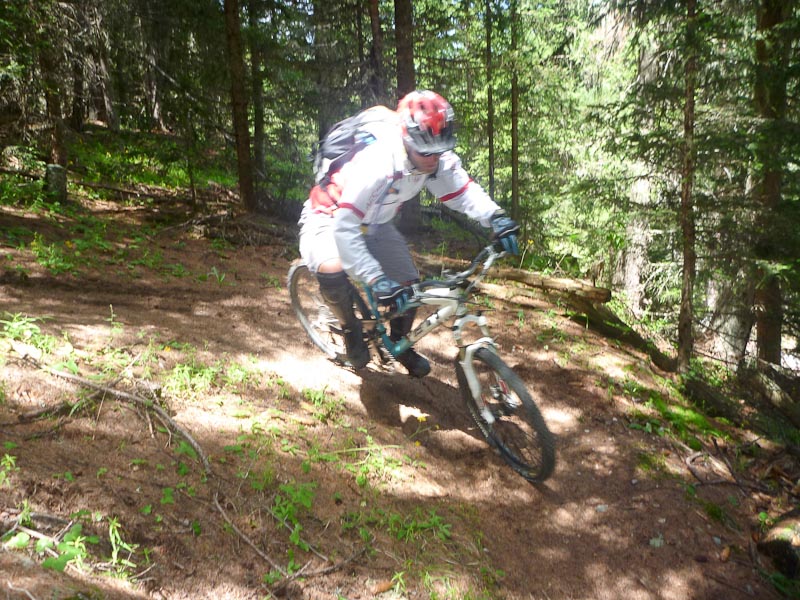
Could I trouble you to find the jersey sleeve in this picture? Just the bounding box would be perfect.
[332,145,395,284]
[424,152,500,227]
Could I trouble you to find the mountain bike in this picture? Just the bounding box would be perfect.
[287,243,556,483]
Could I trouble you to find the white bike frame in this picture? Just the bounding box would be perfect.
[367,246,504,424]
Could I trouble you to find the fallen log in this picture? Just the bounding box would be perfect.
[415,252,676,372]
[738,361,800,428]
[414,253,611,303]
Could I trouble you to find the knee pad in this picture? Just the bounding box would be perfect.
[316,271,353,306]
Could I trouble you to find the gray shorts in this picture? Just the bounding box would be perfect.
[299,213,418,284]
[364,222,419,284]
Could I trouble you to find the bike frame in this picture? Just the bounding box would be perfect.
[363,245,504,422]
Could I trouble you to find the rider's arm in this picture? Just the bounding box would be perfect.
[425,152,501,226]
[332,146,396,285]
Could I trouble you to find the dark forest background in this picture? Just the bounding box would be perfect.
[2,0,799,378]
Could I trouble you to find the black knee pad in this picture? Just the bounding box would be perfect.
[316,271,353,305]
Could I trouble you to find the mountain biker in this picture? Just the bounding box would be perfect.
[297,89,520,377]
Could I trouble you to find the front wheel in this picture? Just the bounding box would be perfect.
[457,347,556,483]
[287,259,371,366]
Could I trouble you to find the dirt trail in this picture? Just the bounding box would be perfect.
[0,208,781,599]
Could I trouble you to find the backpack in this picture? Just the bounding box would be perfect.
[311,105,396,185]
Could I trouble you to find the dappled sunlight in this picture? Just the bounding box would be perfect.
[590,350,635,379]
[541,405,578,434]
[259,349,362,394]
[552,505,578,527]
[587,562,717,600]
[397,403,430,424]
[0,199,778,600]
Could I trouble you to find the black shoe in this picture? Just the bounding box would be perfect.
[396,349,430,378]
[344,330,370,369]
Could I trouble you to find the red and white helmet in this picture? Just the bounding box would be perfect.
[397,90,456,154]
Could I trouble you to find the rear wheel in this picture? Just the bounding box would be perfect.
[287,260,371,366]
[457,347,555,483]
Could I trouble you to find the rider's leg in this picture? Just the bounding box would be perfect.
[364,223,430,378]
[389,307,431,378]
[316,269,370,369]
[300,214,369,369]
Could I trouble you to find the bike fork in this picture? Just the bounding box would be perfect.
[457,339,498,424]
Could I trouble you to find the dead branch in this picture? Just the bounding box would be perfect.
[71,179,180,201]
[0,167,40,180]
[19,354,299,579]
[23,357,211,474]
[212,493,286,575]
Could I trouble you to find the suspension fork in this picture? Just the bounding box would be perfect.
[454,312,497,422]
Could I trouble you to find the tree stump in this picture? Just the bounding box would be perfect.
[44,164,67,203]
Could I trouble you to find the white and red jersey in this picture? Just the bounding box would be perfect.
[302,109,501,285]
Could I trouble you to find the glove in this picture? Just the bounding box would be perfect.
[369,277,411,313]
[490,211,520,255]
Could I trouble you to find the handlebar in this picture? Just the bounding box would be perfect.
[415,244,504,293]
[368,244,506,320]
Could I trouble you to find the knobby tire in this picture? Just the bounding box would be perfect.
[459,347,556,483]
[287,260,371,367]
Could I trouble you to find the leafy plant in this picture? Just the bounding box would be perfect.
[163,356,221,398]
[30,233,77,274]
[198,266,228,285]
[107,516,138,573]
[160,488,175,505]
[41,523,99,572]
[302,386,344,423]
[0,312,57,354]
[384,509,452,543]
[338,436,403,487]
[0,454,19,487]
[272,481,316,552]
[262,274,282,288]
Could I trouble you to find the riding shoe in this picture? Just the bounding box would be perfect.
[396,348,431,378]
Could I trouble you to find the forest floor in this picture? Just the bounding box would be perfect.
[0,190,796,600]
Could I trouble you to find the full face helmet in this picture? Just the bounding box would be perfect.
[396,90,456,155]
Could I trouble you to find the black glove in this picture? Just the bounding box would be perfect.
[369,277,411,312]
[490,211,520,255]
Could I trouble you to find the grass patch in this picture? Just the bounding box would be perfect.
[69,126,237,190]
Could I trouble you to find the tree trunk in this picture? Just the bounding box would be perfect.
[485,0,495,199]
[394,0,421,235]
[312,0,337,136]
[677,0,697,373]
[248,0,266,192]
[38,37,67,168]
[367,0,386,105]
[144,44,165,131]
[394,0,415,97]
[90,41,118,131]
[757,507,800,579]
[755,277,783,364]
[704,271,756,368]
[510,0,519,222]
[224,0,257,212]
[619,178,651,318]
[752,0,791,365]
[69,49,85,132]
[414,254,611,303]
[356,2,366,107]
